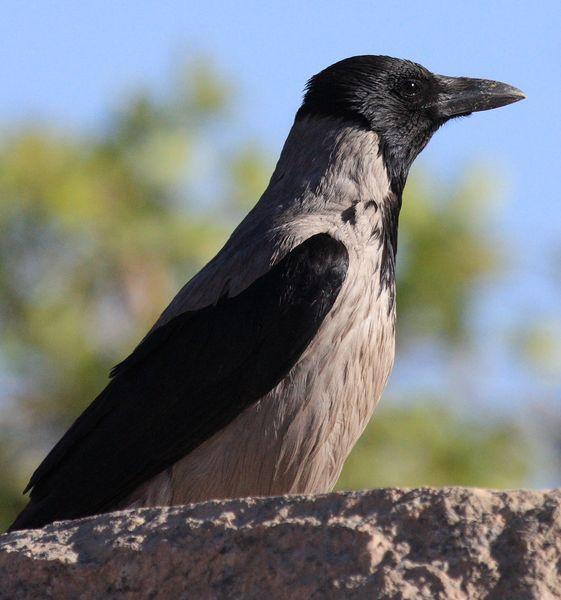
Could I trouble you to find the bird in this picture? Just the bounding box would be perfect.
[8,55,524,532]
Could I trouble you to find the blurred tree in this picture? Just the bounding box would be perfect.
[396,172,498,343]
[0,59,530,530]
[337,403,528,490]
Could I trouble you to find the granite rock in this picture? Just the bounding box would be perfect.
[1,487,561,599]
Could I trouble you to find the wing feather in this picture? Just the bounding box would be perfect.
[9,233,348,531]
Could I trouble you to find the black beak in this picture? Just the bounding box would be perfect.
[434,75,526,119]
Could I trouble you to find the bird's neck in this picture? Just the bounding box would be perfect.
[265,115,402,243]
[272,115,397,205]
[222,115,403,305]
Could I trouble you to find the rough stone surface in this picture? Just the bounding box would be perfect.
[1,487,561,599]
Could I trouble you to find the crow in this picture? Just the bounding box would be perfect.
[9,55,524,531]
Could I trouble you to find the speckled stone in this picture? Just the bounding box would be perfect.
[1,488,561,599]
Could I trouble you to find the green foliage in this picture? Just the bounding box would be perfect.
[0,441,23,532]
[0,61,237,434]
[337,402,529,491]
[0,60,531,529]
[397,172,499,342]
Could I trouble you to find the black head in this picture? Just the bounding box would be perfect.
[297,55,525,193]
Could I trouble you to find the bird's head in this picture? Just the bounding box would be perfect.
[297,55,525,192]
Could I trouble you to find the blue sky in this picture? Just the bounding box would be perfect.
[1,1,560,419]
[1,1,558,241]
[1,2,559,256]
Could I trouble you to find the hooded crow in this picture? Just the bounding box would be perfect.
[8,55,524,531]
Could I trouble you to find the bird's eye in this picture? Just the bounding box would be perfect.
[396,79,424,100]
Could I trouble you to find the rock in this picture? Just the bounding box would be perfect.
[1,487,561,599]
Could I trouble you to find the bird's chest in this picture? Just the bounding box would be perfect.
[308,244,395,418]
[269,241,396,491]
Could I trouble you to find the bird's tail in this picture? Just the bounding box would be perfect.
[6,497,60,533]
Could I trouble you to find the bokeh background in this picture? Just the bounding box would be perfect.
[0,1,560,529]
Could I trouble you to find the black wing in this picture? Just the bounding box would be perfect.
[9,233,348,531]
